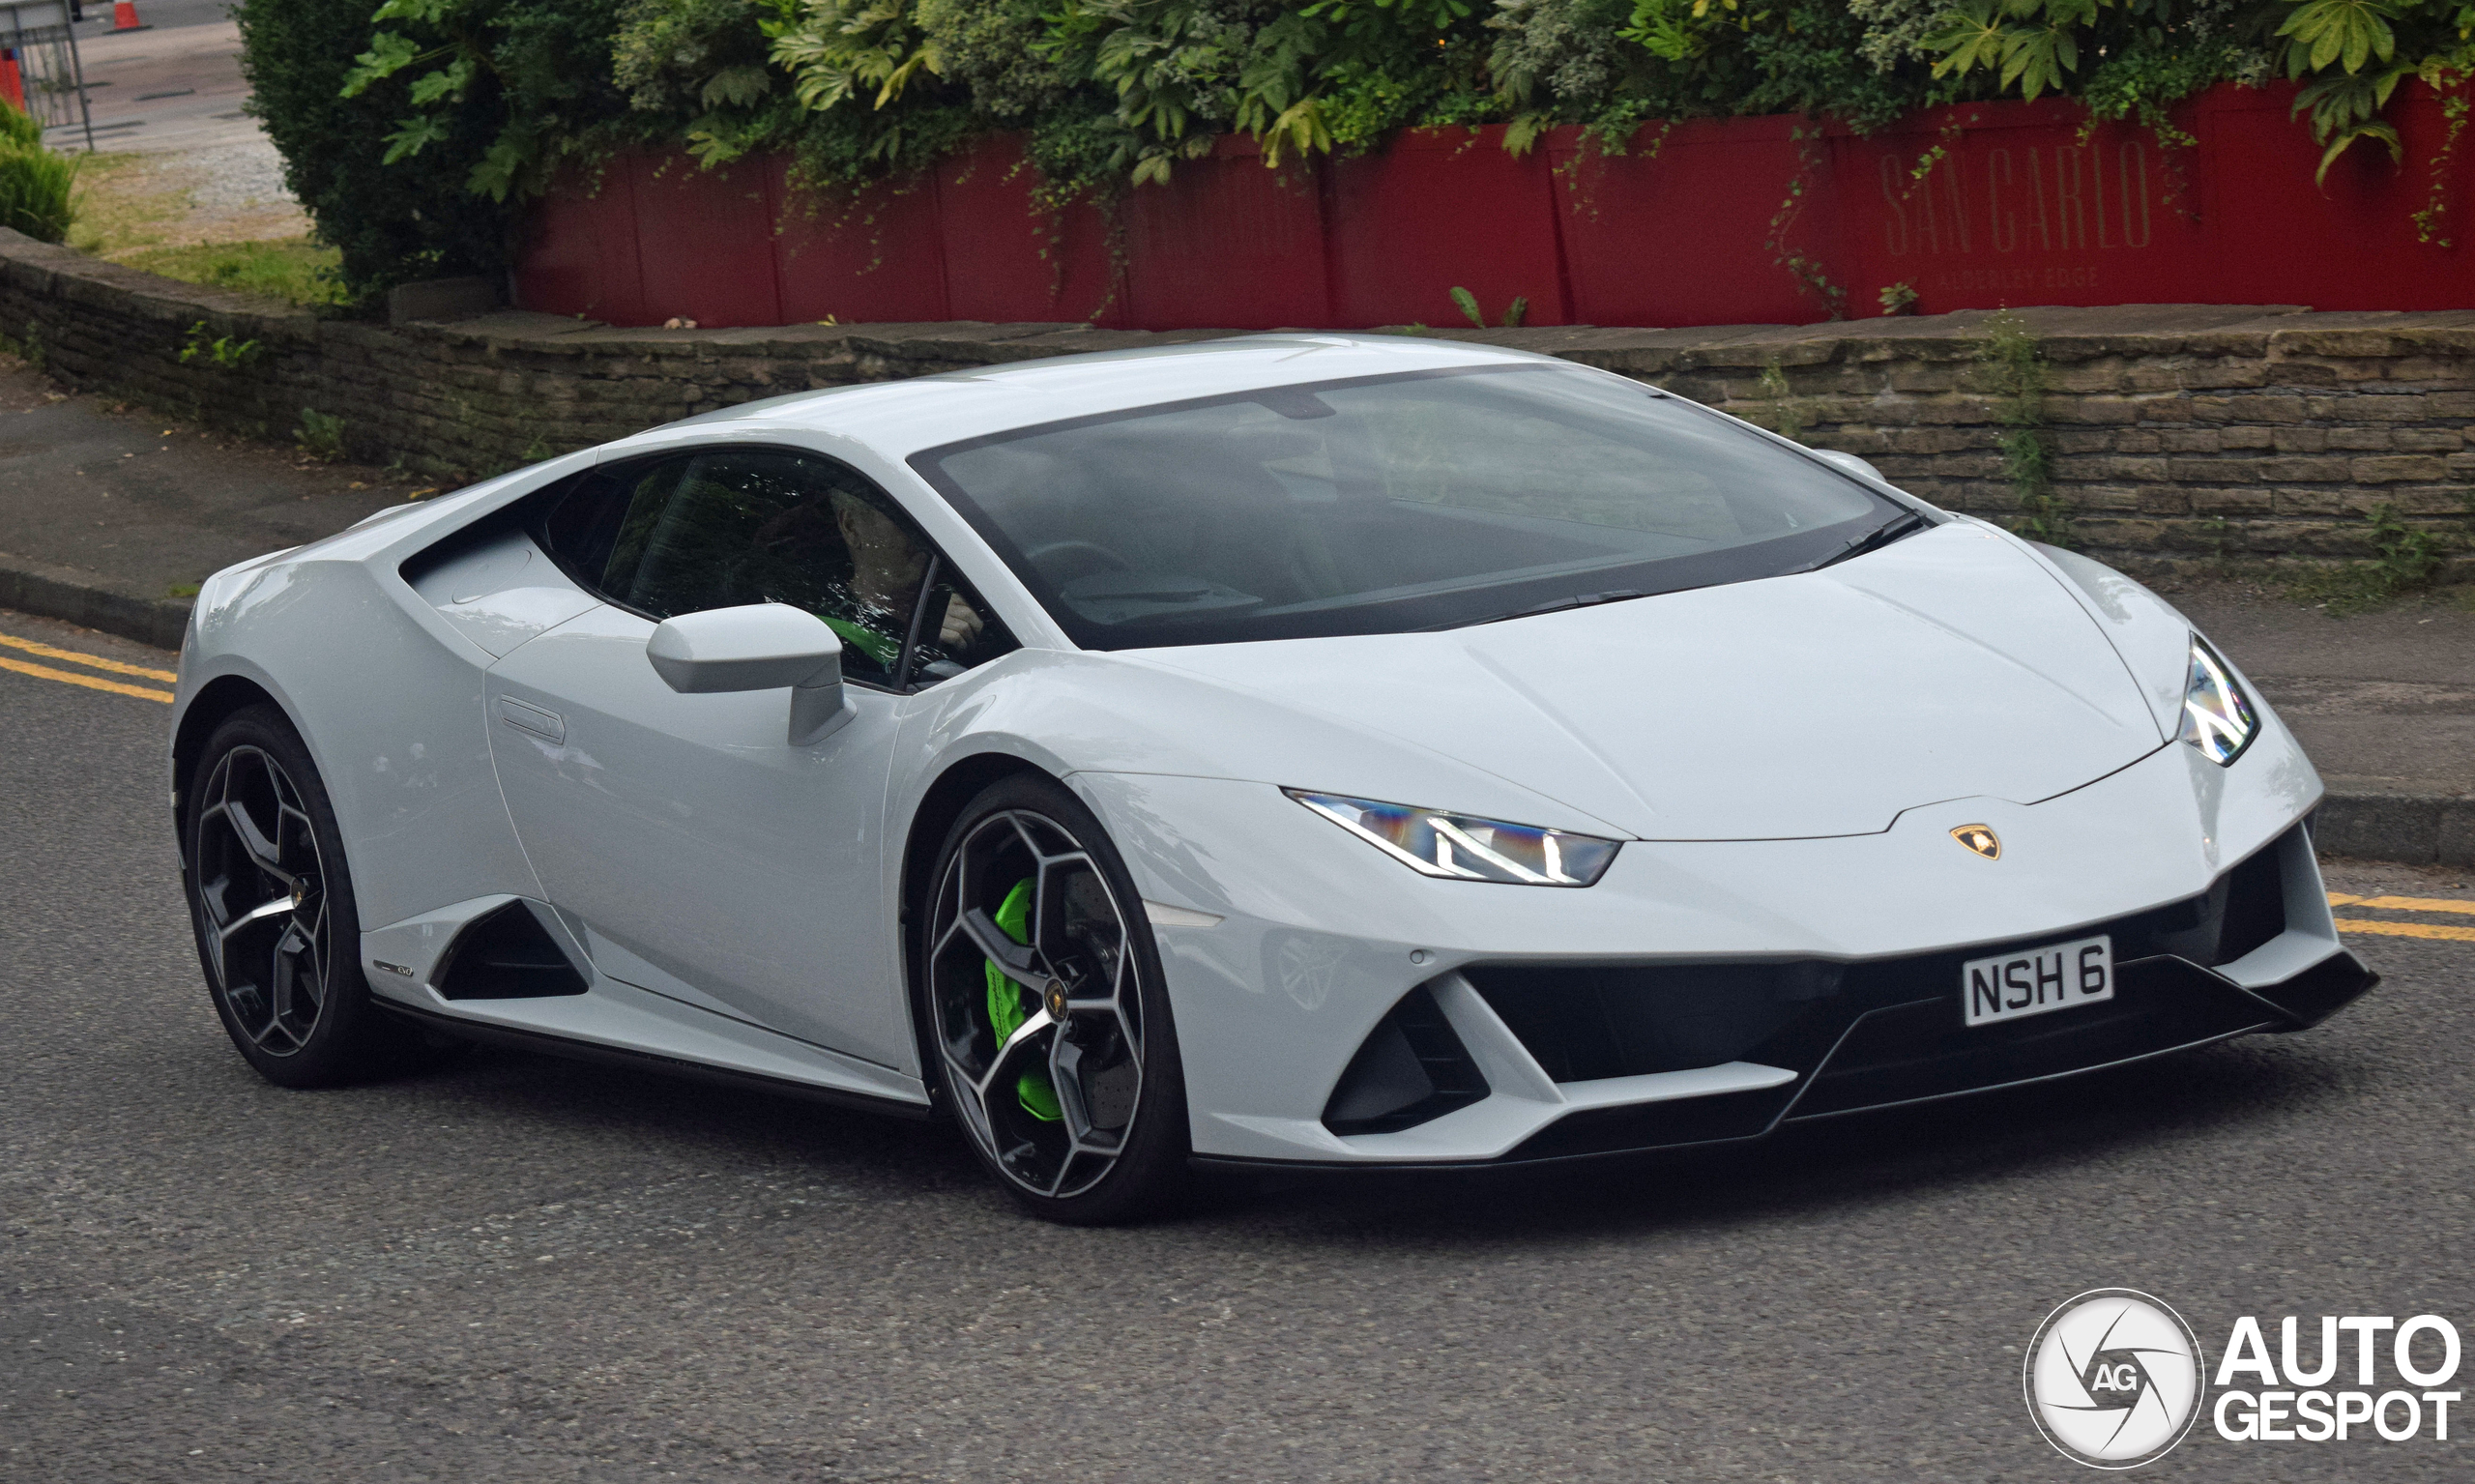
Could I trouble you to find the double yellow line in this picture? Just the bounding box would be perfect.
[2329,893,2475,944]
[0,631,176,703]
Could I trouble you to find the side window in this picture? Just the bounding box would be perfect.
[536,450,1015,689]
[907,560,1017,685]
[535,464,649,589]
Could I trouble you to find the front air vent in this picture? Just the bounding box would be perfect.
[1465,961,1837,1084]
[2138,826,2292,968]
[2213,834,2288,964]
[434,901,589,1000]
[1322,986,1489,1136]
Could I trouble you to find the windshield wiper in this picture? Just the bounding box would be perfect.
[1474,589,1649,626]
[1798,511,1930,573]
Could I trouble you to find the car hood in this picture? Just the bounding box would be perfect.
[1129,522,2169,840]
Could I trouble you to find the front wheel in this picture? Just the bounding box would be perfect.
[182,705,430,1087]
[920,774,1190,1224]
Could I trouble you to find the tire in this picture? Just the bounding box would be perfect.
[181,704,430,1087]
[918,773,1190,1225]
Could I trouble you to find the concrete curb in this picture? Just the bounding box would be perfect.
[0,549,192,652]
[4,550,2466,867]
[2315,788,2475,868]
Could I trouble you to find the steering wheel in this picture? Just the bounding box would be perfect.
[1024,540,1136,583]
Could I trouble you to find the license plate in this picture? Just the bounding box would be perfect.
[1963,934,2113,1028]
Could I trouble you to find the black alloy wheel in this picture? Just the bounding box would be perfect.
[183,705,430,1086]
[922,773,1190,1224]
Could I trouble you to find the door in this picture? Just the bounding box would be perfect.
[486,446,1014,1068]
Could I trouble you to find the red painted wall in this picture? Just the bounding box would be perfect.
[513,81,2475,331]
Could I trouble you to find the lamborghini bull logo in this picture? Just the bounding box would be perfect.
[1951,824,2002,859]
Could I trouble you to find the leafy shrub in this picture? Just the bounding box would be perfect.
[238,0,504,306]
[296,406,349,462]
[178,320,267,367]
[238,0,631,307]
[2287,501,2454,613]
[0,97,41,149]
[0,102,77,244]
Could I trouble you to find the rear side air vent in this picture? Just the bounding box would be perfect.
[1323,986,1489,1136]
[435,902,589,1000]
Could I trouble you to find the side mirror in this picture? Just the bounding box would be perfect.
[1812,449,1887,484]
[645,603,854,745]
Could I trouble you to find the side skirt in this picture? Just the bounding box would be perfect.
[377,999,936,1122]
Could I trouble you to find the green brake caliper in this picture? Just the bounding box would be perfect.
[983,878,1063,1121]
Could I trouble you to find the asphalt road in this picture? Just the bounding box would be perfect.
[2,607,2469,1482]
[79,0,235,34]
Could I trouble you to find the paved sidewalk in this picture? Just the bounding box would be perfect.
[0,361,413,643]
[64,9,269,159]
[0,358,2465,862]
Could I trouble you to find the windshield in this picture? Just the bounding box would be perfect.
[911,363,1909,650]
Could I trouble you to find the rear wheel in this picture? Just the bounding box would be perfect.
[921,774,1189,1224]
[183,705,429,1087]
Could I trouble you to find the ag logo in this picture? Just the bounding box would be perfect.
[2024,1290,2204,1469]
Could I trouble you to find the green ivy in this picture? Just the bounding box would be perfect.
[1978,309,2073,548]
[178,321,266,368]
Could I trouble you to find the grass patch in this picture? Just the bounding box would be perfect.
[124,238,344,308]
[62,154,338,308]
[66,152,189,257]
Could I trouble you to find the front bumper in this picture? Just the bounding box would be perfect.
[1441,940,2373,1170]
[1203,823,2375,1171]
[1080,718,2366,1168]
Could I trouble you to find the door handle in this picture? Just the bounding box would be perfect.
[498,695,565,743]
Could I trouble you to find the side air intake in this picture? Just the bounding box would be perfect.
[1463,961,1834,1084]
[434,901,589,1000]
[1322,986,1489,1136]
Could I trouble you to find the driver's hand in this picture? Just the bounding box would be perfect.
[940,595,984,648]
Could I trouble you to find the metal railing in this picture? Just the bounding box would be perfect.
[0,0,92,153]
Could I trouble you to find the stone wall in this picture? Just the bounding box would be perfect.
[2,229,2467,571]
[1603,305,2475,568]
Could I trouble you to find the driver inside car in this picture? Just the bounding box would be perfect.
[827,489,983,657]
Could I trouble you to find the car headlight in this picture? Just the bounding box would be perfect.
[2176,635,2257,765]
[1285,790,1620,886]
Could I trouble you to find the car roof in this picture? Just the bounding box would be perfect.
[639,334,1558,460]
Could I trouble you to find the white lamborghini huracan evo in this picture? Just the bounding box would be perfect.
[170,335,2373,1222]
